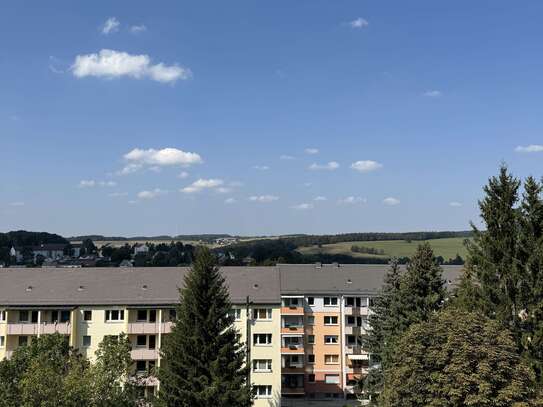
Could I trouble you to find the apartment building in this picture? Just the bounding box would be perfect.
[0,264,462,406]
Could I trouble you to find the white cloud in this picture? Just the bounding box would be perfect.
[130,24,147,34]
[338,196,367,205]
[253,165,270,171]
[383,197,401,206]
[249,195,279,203]
[78,180,116,188]
[291,203,314,210]
[309,161,339,171]
[423,90,442,97]
[280,155,295,160]
[348,18,369,28]
[351,160,383,173]
[515,144,543,153]
[304,148,319,155]
[181,178,224,194]
[449,201,463,207]
[137,188,167,200]
[314,196,327,201]
[101,17,120,35]
[216,187,232,194]
[178,171,189,179]
[108,192,128,197]
[72,49,191,83]
[120,147,202,175]
[78,180,96,188]
[9,202,25,207]
[224,197,237,204]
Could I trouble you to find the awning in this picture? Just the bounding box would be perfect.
[348,354,369,360]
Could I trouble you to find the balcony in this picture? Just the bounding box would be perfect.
[281,387,305,396]
[127,321,173,334]
[344,325,363,335]
[130,348,159,360]
[6,322,71,335]
[345,345,366,355]
[281,306,304,315]
[344,307,369,316]
[281,344,304,354]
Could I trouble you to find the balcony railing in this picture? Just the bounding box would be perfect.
[281,306,304,315]
[281,344,304,354]
[130,348,159,360]
[127,322,173,334]
[6,322,71,335]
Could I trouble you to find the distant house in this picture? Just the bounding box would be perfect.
[14,244,68,262]
[134,244,150,256]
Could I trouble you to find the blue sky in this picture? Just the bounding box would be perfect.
[1,0,543,236]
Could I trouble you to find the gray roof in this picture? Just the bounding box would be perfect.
[0,267,280,307]
[0,264,464,307]
[278,264,464,295]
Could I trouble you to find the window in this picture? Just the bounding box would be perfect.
[83,310,92,321]
[253,333,272,346]
[169,309,177,320]
[148,335,156,349]
[254,308,272,320]
[324,297,338,306]
[136,335,147,347]
[82,335,91,347]
[60,310,70,323]
[346,297,355,306]
[149,310,156,322]
[347,335,356,345]
[307,297,315,306]
[0,336,4,347]
[324,335,338,344]
[253,359,272,372]
[137,310,147,321]
[307,354,315,364]
[254,385,272,399]
[284,298,300,307]
[308,374,315,383]
[18,336,28,347]
[325,354,339,364]
[307,335,315,344]
[19,310,29,322]
[347,316,355,325]
[325,374,340,384]
[0,311,6,321]
[229,308,241,321]
[136,360,147,373]
[105,310,124,322]
[324,316,338,325]
[307,316,315,325]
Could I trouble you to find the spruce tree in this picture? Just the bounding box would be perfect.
[518,176,543,381]
[158,247,252,407]
[363,244,445,403]
[461,165,521,329]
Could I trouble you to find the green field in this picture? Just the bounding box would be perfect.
[298,237,469,260]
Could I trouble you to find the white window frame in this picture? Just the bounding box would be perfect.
[254,308,272,320]
[324,335,338,344]
[253,359,272,372]
[253,333,272,346]
[83,310,92,322]
[82,335,91,347]
[325,354,339,365]
[324,316,338,325]
[136,309,148,322]
[306,297,315,306]
[229,308,242,321]
[105,309,125,322]
[254,385,272,399]
[323,297,338,306]
[0,310,5,322]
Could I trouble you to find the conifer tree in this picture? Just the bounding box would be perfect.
[158,247,252,407]
[461,165,521,329]
[363,244,445,402]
